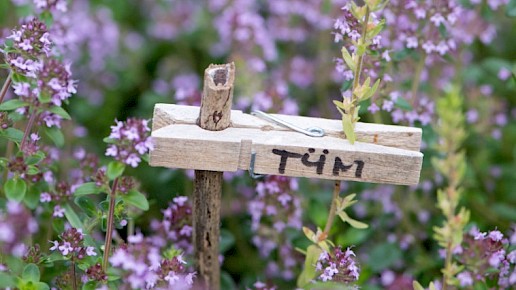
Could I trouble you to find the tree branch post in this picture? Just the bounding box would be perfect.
[194,62,235,290]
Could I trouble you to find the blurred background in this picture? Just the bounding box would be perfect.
[1,0,515,288]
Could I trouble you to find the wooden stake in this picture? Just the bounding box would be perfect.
[193,63,235,290]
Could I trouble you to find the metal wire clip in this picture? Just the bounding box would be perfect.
[249,151,266,179]
[251,110,325,137]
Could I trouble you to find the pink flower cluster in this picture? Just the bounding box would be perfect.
[0,202,38,257]
[150,196,193,255]
[109,235,196,289]
[105,118,154,168]
[455,227,516,288]
[49,227,96,259]
[6,18,51,59]
[316,247,360,283]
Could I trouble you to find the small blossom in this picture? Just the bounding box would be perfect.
[489,230,504,242]
[86,246,97,256]
[498,67,512,80]
[368,103,380,113]
[105,118,153,168]
[430,13,446,27]
[53,205,65,218]
[457,271,473,287]
[40,192,52,202]
[58,242,73,255]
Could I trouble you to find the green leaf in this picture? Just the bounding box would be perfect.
[46,106,71,120]
[27,165,40,175]
[25,151,46,166]
[39,92,52,103]
[35,282,50,290]
[44,127,65,147]
[367,243,402,272]
[0,99,29,111]
[367,19,385,38]
[103,137,117,144]
[356,43,367,56]
[107,161,125,180]
[74,182,101,196]
[75,197,98,217]
[342,115,356,144]
[297,245,323,288]
[122,189,149,211]
[64,203,84,230]
[364,79,381,100]
[23,186,40,209]
[507,0,516,17]
[4,177,27,202]
[333,100,345,110]
[2,128,24,143]
[22,263,40,282]
[40,10,53,26]
[82,281,98,290]
[394,97,413,111]
[220,229,235,253]
[0,272,16,288]
[413,281,425,290]
[337,211,368,229]
[52,217,65,233]
[341,47,355,72]
[220,271,237,290]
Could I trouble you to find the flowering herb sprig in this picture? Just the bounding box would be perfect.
[333,0,386,144]
[100,118,152,270]
[297,193,366,288]
[414,87,470,289]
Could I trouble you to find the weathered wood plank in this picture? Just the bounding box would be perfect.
[152,104,422,151]
[150,124,423,185]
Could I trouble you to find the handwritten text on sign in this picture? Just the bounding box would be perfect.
[272,148,364,178]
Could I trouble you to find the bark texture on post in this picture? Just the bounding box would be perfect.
[193,62,235,290]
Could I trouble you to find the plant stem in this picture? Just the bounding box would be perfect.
[71,260,77,290]
[323,181,341,235]
[441,241,453,290]
[20,109,38,152]
[102,177,119,271]
[349,6,371,119]
[0,71,12,104]
[324,5,372,238]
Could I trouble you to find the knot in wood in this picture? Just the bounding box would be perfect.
[212,111,223,125]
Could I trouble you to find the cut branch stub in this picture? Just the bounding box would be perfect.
[197,63,235,131]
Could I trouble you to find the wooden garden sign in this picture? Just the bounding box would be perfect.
[149,63,423,290]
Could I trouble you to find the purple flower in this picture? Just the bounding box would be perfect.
[49,240,59,251]
[105,118,153,168]
[489,230,504,242]
[368,103,380,114]
[430,13,446,27]
[457,271,473,286]
[53,205,65,218]
[58,242,73,255]
[40,192,52,202]
[86,246,97,256]
[316,247,360,283]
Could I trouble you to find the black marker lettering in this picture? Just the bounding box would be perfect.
[332,157,353,176]
[272,149,302,174]
[354,160,364,178]
[301,148,328,175]
[332,157,365,178]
